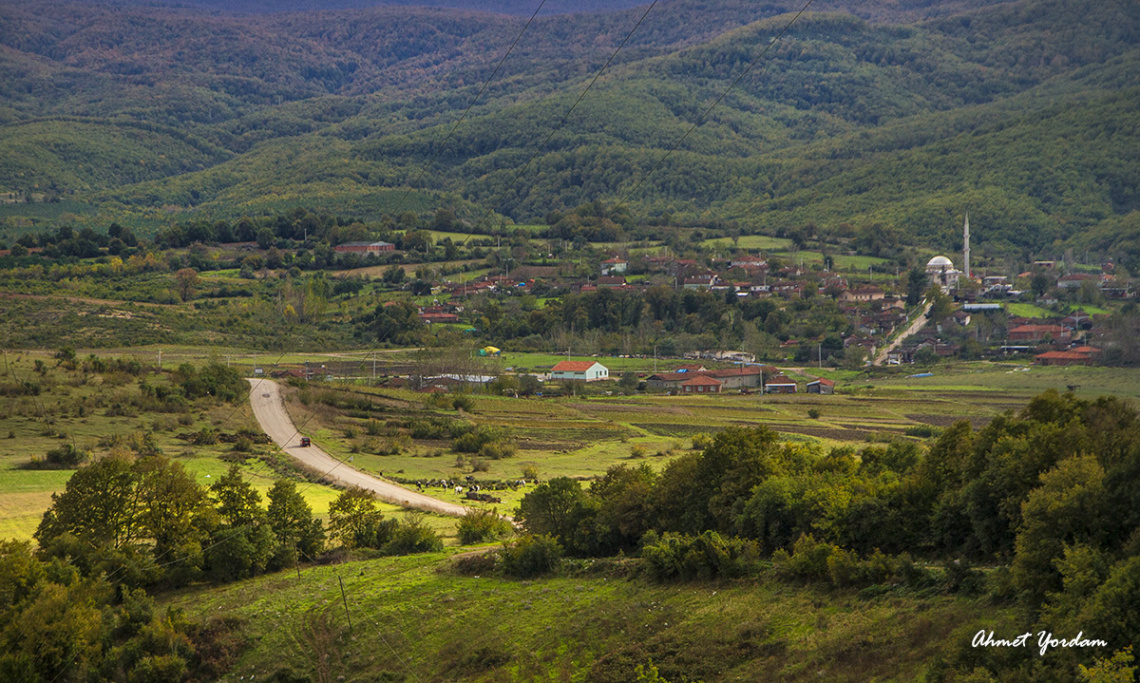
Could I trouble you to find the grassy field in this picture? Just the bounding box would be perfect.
[700,234,794,251]
[6,348,1140,545]
[0,351,381,541]
[160,550,1004,683]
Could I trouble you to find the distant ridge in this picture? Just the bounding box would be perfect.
[80,0,649,16]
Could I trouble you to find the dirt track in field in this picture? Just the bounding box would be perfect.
[246,379,469,516]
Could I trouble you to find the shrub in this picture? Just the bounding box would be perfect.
[458,509,513,545]
[383,515,443,555]
[640,531,761,582]
[28,443,91,469]
[500,534,563,577]
[807,408,821,419]
[478,440,516,460]
[453,425,512,454]
[772,534,837,582]
[903,424,943,438]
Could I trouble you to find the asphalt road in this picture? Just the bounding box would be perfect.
[246,378,470,516]
[875,301,934,365]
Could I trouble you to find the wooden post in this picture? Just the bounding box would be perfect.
[338,575,353,632]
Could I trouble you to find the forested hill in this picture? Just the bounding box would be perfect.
[1,0,1138,257]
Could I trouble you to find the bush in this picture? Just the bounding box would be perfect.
[807,408,821,419]
[383,514,443,555]
[478,440,516,460]
[640,530,761,582]
[772,534,837,582]
[453,425,512,454]
[457,509,513,545]
[26,443,90,469]
[500,534,563,577]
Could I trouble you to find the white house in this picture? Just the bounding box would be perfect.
[601,257,628,275]
[551,361,609,382]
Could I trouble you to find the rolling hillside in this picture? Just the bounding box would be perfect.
[1,0,1137,259]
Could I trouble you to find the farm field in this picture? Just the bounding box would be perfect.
[6,348,1140,544]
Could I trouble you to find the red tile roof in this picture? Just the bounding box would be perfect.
[682,375,723,386]
[552,361,601,372]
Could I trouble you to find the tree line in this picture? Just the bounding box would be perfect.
[504,390,1140,681]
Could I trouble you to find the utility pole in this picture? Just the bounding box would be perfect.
[157,349,162,370]
[372,351,376,380]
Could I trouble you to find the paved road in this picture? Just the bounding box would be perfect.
[246,379,470,516]
[875,301,933,366]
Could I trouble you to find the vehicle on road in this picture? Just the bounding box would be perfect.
[300,436,311,447]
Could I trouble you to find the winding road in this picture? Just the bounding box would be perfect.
[246,379,469,516]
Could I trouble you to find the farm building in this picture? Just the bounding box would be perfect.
[765,375,797,394]
[681,375,723,394]
[806,378,835,394]
[1035,346,1100,366]
[334,241,396,254]
[551,361,609,382]
[1009,324,1070,342]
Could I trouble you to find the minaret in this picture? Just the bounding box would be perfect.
[963,212,971,279]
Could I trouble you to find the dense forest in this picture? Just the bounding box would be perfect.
[1,0,1138,262]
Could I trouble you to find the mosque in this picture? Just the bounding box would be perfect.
[926,214,971,290]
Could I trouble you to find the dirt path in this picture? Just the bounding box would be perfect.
[875,301,933,366]
[246,379,469,516]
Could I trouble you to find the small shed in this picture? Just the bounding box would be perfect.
[806,378,835,394]
[765,375,797,394]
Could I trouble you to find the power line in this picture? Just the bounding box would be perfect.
[391,0,551,219]
[613,0,817,213]
[466,0,662,235]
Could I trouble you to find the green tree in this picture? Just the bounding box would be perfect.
[515,477,586,541]
[266,480,324,565]
[327,487,393,549]
[1012,456,1107,604]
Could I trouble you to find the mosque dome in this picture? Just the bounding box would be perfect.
[926,255,954,269]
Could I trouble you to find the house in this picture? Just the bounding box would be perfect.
[703,367,762,389]
[597,276,628,288]
[839,286,885,303]
[1009,324,1070,343]
[806,378,835,394]
[1035,346,1101,366]
[681,375,723,394]
[334,241,395,254]
[765,375,797,394]
[551,361,609,382]
[601,257,628,275]
[683,275,717,290]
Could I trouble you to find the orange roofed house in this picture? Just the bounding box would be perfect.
[551,361,609,382]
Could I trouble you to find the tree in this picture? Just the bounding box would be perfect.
[174,268,198,302]
[266,480,324,565]
[34,454,213,586]
[211,465,264,528]
[515,477,586,541]
[1012,456,1107,604]
[906,265,927,306]
[327,487,393,549]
